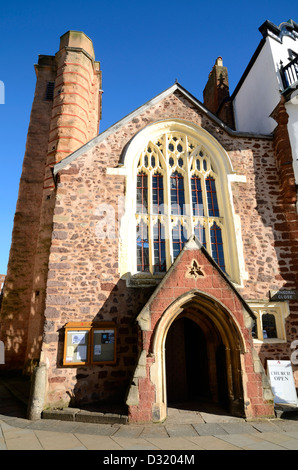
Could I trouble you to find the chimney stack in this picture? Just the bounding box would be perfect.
[203,57,234,128]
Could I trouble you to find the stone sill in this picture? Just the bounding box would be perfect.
[253,338,287,345]
[127,273,165,288]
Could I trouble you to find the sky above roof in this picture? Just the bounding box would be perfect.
[0,0,297,274]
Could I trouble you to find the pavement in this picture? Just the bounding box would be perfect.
[1,376,298,452]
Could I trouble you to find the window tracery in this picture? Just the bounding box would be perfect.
[135,132,226,274]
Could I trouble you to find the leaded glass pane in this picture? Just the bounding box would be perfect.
[153,222,166,273]
[152,172,164,214]
[136,172,148,214]
[136,221,149,272]
[206,177,219,217]
[210,222,225,271]
[170,171,185,215]
[191,176,204,216]
[194,222,206,248]
[172,222,187,260]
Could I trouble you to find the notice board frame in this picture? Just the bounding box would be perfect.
[63,322,117,366]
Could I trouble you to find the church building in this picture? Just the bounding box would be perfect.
[1,20,298,423]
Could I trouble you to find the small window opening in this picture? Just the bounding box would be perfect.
[45,81,55,101]
[262,313,277,339]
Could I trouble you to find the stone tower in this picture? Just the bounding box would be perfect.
[0,31,102,372]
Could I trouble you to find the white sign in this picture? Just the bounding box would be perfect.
[268,360,298,406]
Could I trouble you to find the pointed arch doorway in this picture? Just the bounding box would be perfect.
[150,291,246,421]
[165,310,229,413]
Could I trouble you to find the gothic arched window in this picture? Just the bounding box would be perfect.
[135,131,226,274]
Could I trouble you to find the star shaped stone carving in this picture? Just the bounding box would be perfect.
[186,259,205,279]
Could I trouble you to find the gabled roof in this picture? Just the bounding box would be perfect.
[53,82,272,177]
[136,235,256,325]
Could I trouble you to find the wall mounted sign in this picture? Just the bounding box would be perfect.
[63,322,117,366]
[92,329,115,363]
[64,329,89,365]
[270,290,298,301]
[267,360,298,406]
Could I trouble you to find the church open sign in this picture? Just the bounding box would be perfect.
[267,360,298,406]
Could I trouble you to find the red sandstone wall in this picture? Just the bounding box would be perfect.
[0,56,57,369]
[25,34,102,371]
[0,32,102,373]
[40,90,298,408]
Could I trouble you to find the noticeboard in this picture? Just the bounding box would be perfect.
[63,322,117,366]
[63,329,90,365]
[92,329,116,364]
[267,360,298,406]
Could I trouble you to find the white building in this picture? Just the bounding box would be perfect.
[232,20,298,184]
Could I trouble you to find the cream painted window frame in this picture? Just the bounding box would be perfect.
[114,119,247,286]
[249,301,290,343]
[136,133,227,274]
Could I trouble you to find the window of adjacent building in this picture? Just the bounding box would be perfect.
[135,133,226,274]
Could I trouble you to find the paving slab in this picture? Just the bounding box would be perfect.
[187,435,242,450]
[1,417,32,429]
[113,425,144,438]
[0,425,7,450]
[199,412,244,423]
[34,419,80,433]
[72,422,119,436]
[0,438,6,450]
[75,433,123,450]
[274,420,298,433]
[5,432,44,450]
[165,424,198,437]
[26,418,78,431]
[255,431,295,445]
[242,440,287,450]
[249,420,282,433]
[216,432,269,449]
[166,413,204,425]
[193,423,228,436]
[110,436,161,450]
[2,424,32,439]
[145,436,204,450]
[34,429,86,450]
[216,421,260,435]
[283,431,298,439]
[139,425,169,438]
[277,438,298,450]
[2,426,43,450]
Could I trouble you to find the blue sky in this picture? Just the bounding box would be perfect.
[0,0,297,275]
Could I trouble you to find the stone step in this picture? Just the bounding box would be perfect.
[42,407,128,425]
